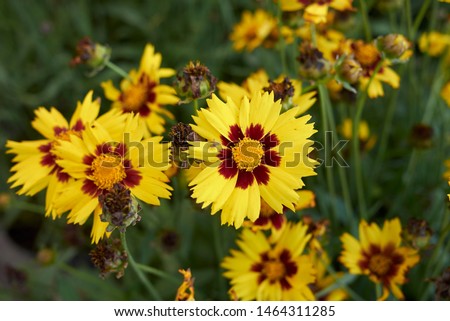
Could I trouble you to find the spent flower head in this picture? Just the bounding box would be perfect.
[175,61,217,104]
[89,238,128,279]
[297,42,331,81]
[99,183,142,233]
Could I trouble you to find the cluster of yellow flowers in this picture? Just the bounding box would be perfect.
[6,0,450,301]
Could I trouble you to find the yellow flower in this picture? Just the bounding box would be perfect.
[352,40,400,98]
[230,9,277,52]
[340,218,420,300]
[218,69,316,114]
[188,92,317,227]
[53,113,172,243]
[101,44,178,136]
[221,222,316,300]
[441,81,450,107]
[6,91,124,218]
[244,190,316,234]
[280,0,354,24]
[340,118,376,151]
[419,32,450,57]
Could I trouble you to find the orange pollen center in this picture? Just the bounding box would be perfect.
[90,154,126,190]
[368,254,392,277]
[354,44,380,67]
[263,259,286,282]
[122,83,148,111]
[232,137,264,172]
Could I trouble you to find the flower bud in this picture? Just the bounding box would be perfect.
[404,218,433,250]
[70,37,111,73]
[337,56,363,84]
[377,34,410,59]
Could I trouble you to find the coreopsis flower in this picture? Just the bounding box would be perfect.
[441,81,450,107]
[53,113,172,243]
[280,0,354,24]
[188,92,317,227]
[230,9,277,52]
[418,32,450,57]
[218,69,316,113]
[101,44,178,136]
[340,218,420,300]
[339,118,376,152]
[221,222,316,300]
[6,91,125,218]
[175,269,195,301]
[351,40,400,98]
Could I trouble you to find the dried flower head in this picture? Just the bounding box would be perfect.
[297,42,331,80]
[98,183,142,233]
[175,61,217,104]
[434,267,450,300]
[410,123,434,149]
[89,238,128,279]
[263,77,295,107]
[169,122,204,169]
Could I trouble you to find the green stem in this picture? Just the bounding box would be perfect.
[405,0,413,39]
[320,257,364,301]
[412,0,432,35]
[212,220,227,297]
[371,89,399,186]
[120,232,161,300]
[135,263,180,285]
[9,200,45,214]
[104,60,132,80]
[352,61,383,220]
[318,84,354,224]
[375,283,382,300]
[318,84,339,221]
[359,0,372,42]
